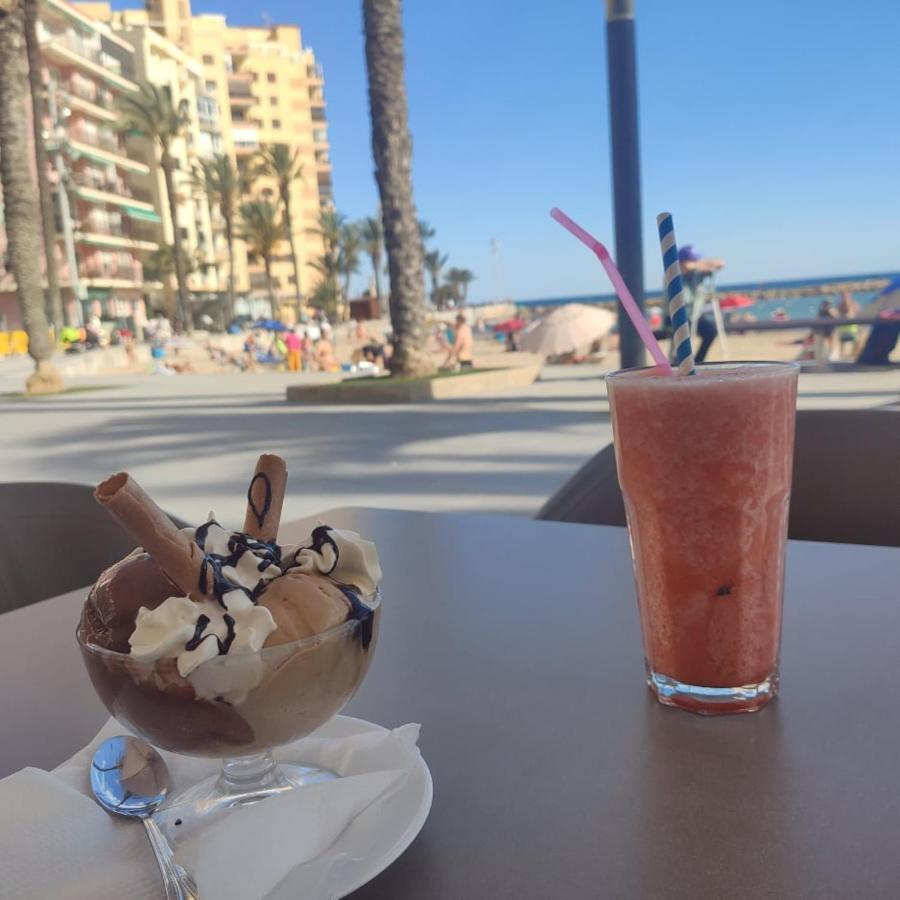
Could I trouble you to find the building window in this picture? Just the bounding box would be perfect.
[270,96,278,106]
[203,54,214,65]
[271,119,281,129]
[267,73,276,83]
[179,227,189,240]
[311,107,326,122]
[205,80,216,92]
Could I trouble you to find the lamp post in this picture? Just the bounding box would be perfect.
[605,0,645,368]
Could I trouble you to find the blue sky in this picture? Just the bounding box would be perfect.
[187,0,900,302]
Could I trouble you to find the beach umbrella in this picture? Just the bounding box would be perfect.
[253,318,289,332]
[719,293,754,310]
[518,304,615,355]
[493,317,527,333]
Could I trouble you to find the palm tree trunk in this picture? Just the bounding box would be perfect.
[225,213,236,324]
[162,153,190,330]
[363,0,434,377]
[0,0,62,393]
[281,190,302,308]
[370,249,383,315]
[23,0,63,331]
[264,254,275,313]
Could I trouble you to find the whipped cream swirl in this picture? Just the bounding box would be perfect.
[283,524,383,600]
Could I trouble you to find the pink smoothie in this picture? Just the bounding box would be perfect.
[607,363,798,712]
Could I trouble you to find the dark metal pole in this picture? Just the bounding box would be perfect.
[605,0,645,369]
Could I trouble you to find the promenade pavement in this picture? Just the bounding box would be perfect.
[2,355,897,523]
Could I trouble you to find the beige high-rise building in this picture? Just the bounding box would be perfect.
[195,20,330,308]
[148,0,332,315]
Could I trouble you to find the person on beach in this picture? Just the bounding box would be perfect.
[676,245,725,363]
[444,313,474,369]
[836,291,862,358]
[243,332,258,372]
[817,299,839,360]
[285,328,302,372]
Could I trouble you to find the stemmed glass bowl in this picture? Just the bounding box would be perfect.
[77,594,381,846]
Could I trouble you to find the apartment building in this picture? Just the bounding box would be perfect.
[82,4,228,315]
[0,0,157,330]
[0,0,331,330]
[152,0,332,315]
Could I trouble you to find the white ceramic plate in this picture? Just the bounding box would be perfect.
[267,715,433,900]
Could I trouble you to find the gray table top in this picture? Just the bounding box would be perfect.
[2,507,899,898]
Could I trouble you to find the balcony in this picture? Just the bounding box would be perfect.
[75,231,159,252]
[39,26,136,92]
[67,136,150,175]
[310,105,326,122]
[312,128,328,145]
[71,181,159,218]
[232,126,259,155]
[63,91,119,124]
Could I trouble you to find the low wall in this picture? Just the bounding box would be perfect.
[286,364,541,404]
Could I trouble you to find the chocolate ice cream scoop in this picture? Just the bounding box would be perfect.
[81,550,180,653]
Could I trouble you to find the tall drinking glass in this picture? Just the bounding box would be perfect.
[607,362,799,714]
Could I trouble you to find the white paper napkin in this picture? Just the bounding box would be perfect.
[0,717,422,900]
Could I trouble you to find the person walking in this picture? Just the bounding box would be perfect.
[676,245,725,363]
[285,327,302,372]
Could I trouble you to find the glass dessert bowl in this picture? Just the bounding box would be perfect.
[78,594,380,845]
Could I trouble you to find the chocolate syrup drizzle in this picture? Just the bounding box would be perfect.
[246,472,272,530]
[195,519,281,609]
[184,612,237,655]
[337,585,374,650]
[294,525,340,574]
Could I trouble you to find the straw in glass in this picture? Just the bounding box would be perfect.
[656,212,695,375]
[550,207,671,371]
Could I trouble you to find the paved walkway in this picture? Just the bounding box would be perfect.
[2,358,897,524]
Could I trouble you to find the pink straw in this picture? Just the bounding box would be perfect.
[550,207,672,371]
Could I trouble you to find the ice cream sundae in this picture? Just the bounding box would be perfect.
[77,454,382,756]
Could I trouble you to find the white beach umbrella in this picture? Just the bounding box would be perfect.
[518,304,615,355]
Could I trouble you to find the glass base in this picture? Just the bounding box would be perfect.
[153,753,337,849]
[647,667,778,716]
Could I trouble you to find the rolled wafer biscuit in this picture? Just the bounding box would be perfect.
[243,454,287,542]
[95,472,206,602]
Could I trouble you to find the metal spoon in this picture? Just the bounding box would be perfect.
[90,736,199,900]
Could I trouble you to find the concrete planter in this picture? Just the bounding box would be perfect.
[286,364,542,404]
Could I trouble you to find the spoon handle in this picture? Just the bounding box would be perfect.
[143,817,199,900]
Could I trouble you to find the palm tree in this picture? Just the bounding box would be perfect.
[363,0,434,377]
[337,221,361,310]
[253,144,303,306]
[423,249,447,307]
[308,208,343,314]
[142,243,197,286]
[0,0,62,393]
[24,0,62,331]
[445,267,476,306]
[359,215,384,313]
[117,82,190,328]
[417,218,435,246]
[192,153,241,323]
[238,199,285,310]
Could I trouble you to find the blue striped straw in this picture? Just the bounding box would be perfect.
[656,212,695,375]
